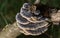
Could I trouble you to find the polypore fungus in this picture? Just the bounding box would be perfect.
[16,3,49,36]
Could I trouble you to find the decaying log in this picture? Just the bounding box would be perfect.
[51,10,60,25]
[0,22,21,38]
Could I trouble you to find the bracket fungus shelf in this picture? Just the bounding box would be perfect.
[16,3,49,36]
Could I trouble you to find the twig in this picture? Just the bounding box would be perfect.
[34,0,40,4]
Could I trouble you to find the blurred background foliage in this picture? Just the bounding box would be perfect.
[0,0,60,38]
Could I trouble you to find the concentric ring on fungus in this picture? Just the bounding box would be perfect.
[16,13,29,25]
[16,3,49,35]
[25,27,48,35]
[17,20,48,30]
[20,7,46,23]
[17,24,48,35]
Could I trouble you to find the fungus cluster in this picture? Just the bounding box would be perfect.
[16,3,49,35]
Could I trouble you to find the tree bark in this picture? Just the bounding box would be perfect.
[0,22,21,38]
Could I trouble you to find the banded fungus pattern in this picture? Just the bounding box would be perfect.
[16,3,49,35]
